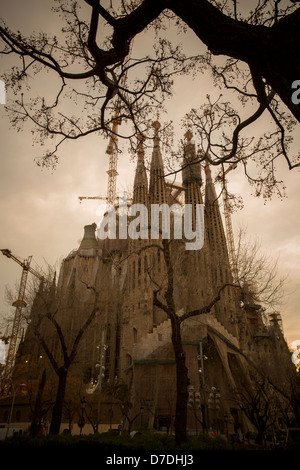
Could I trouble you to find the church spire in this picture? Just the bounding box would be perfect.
[133,134,149,206]
[204,158,218,203]
[204,160,232,281]
[182,130,202,188]
[149,121,166,205]
[204,159,228,257]
[182,131,203,233]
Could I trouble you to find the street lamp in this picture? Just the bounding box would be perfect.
[197,339,208,432]
[79,396,87,436]
[187,385,201,436]
[208,387,221,435]
[96,330,107,433]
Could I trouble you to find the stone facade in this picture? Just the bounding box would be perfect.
[12,126,295,436]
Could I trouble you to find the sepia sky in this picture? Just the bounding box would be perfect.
[0,0,299,347]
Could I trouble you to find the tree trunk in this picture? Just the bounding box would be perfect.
[256,427,265,446]
[292,396,300,427]
[171,316,189,445]
[30,368,46,437]
[49,368,68,435]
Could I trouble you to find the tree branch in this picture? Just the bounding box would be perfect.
[84,0,117,27]
[179,283,238,323]
[0,25,97,80]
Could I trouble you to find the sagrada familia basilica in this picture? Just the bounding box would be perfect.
[10,123,296,436]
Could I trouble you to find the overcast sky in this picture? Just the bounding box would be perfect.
[0,0,299,348]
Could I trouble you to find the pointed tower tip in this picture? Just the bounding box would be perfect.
[134,134,148,190]
[152,121,161,133]
[182,130,201,187]
[204,157,212,179]
[137,133,145,162]
[133,134,148,204]
[149,120,166,203]
[184,130,193,142]
[137,133,145,142]
[150,120,164,170]
[152,121,161,143]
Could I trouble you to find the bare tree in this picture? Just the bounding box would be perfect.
[102,380,138,433]
[234,226,287,311]
[134,237,236,444]
[126,217,287,444]
[63,376,86,434]
[232,373,277,445]
[182,94,295,201]
[0,0,299,180]
[22,275,100,435]
[29,369,51,437]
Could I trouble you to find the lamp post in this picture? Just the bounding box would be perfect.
[224,412,229,440]
[96,329,106,433]
[187,385,201,436]
[208,387,221,435]
[197,339,208,433]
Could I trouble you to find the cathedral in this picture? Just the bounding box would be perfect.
[11,123,295,437]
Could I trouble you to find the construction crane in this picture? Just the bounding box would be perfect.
[78,43,134,208]
[105,105,121,207]
[215,164,238,281]
[78,195,107,203]
[78,106,120,208]
[0,249,44,395]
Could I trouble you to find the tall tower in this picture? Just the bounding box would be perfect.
[204,160,238,334]
[182,130,203,225]
[106,108,120,207]
[180,132,212,312]
[149,121,166,206]
[132,134,149,207]
[204,160,230,265]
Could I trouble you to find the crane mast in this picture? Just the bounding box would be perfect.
[105,106,120,207]
[78,105,121,207]
[0,249,43,395]
[78,43,133,207]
